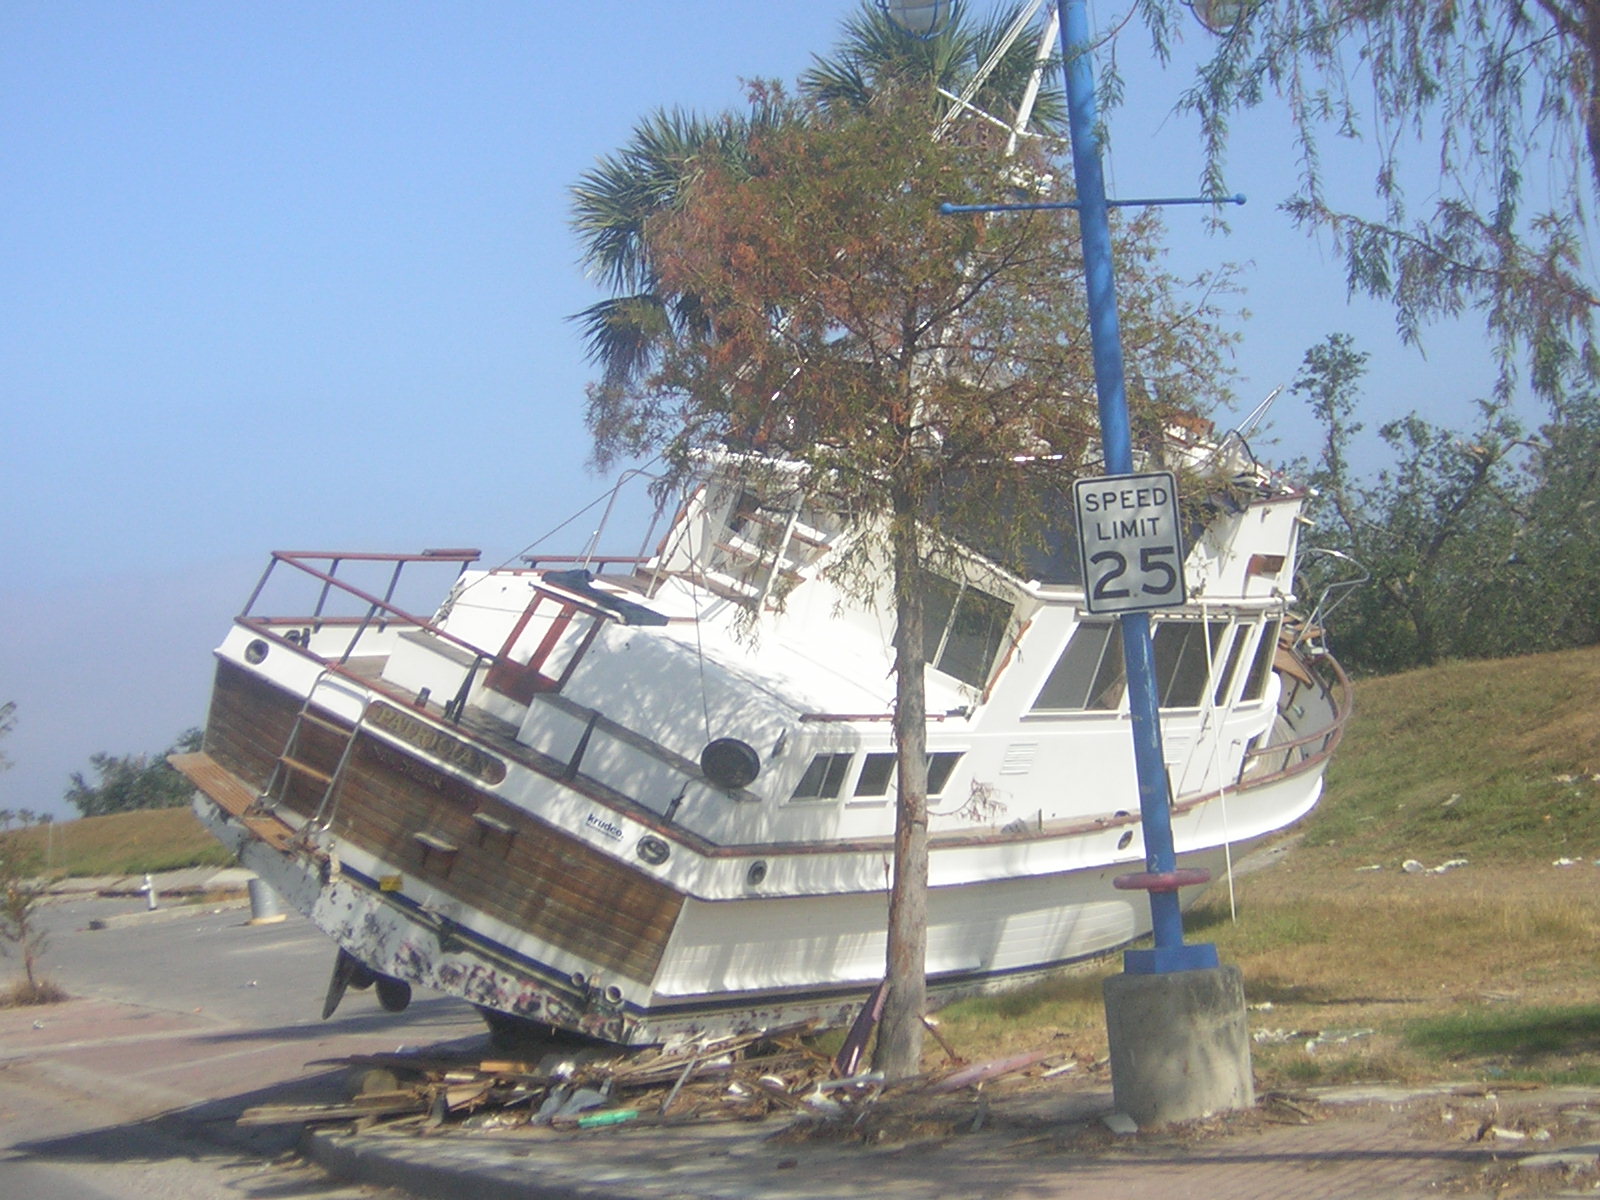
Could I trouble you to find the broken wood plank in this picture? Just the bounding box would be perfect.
[237,1093,425,1126]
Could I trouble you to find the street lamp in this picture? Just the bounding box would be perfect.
[875,0,953,37]
[1185,0,1252,35]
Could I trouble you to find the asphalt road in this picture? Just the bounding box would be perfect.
[0,893,486,1200]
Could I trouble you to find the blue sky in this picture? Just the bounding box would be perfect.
[1,1,1504,817]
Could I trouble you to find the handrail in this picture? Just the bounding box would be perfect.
[519,554,652,570]
[240,548,631,723]
[239,550,494,673]
[1236,649,1352,784]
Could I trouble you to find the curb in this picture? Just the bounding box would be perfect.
[87,897,251,931]
[299,1081,1600,1200]
[303,1126,654,1200]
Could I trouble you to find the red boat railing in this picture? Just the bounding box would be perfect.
[236,549,650,724]
[1236,648,1351,788]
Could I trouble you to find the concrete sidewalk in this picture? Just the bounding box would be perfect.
[42,866,258,929]
[45,865,257,899]
[303,1075,1600,1200]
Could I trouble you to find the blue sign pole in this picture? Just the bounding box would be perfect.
[1055,0,1217,974]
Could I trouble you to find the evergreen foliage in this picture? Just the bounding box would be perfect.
[63,728,203,818]
[0,703,54,1002]
[1133,0,1600,407]
[0,829,48,998]
[572,5,1237,1078]
[1295,335,1600,672]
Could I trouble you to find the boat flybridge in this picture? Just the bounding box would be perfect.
[174,434,1347,1044]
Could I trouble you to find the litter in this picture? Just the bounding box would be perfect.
[240,1022,1071,1138]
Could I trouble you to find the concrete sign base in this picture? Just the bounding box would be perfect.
[1103,963,1254,1127]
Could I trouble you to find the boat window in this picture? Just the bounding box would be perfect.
[791,752,852,800]
[1152,620,1229,709]
[1241,618,1282,701]
[854,752,896,797]
[927,752,963,796]
[843,752,961,798]
[726,490,765,538]
[710,487,832,596]
[920,573,1013,690]
[1211,623,1247,706]
[1030,619,1126,712]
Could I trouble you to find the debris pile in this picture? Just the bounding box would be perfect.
[238,1023,1080,1139]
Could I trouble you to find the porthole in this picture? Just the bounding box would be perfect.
[746,860,769,887]
[1117,829,1134,850]
[244,639,269,664]
[636,835,670,866]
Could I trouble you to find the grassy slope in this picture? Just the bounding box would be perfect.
[933,644,1600,1087]
[1309,646,1600,866]
[13,806,232,878]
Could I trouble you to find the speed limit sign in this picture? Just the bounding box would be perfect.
[1071,471,1188,614]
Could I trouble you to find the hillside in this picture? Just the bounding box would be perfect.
[10,805,231,878]
[938,643,1600,1087]
[1308,643,1600,868]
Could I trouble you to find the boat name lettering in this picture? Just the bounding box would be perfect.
[585,813,625,841]
[365,702,507,784]
[367,739,446,791]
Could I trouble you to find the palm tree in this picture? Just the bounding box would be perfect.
[800,0,1064,134]
[570,107,771,399]
[569,1,1064,398]
[568,1,1075,1080]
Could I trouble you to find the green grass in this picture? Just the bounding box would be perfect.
[12,807,233,878]
[1404,1005,1600,1086]
[1306,647,1600,866]
[929,644,1600,1090]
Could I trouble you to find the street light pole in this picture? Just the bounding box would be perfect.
[880,0,1255,1124]
[1053,0,1216,974]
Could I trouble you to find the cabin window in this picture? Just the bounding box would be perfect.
[927,751,963,796]
[792,752,852,800]
[921,574,1013,689]
[709,487,832,600]
[1151,620,1229,709]
[726,490,766,539]
[854,752,896,797]
[1212,624,1247,706]
[1241,618,1281,701]
[840,751,962,799]
[1030,619,1126,712]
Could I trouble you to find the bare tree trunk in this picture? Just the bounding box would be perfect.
[873,497,929,1080]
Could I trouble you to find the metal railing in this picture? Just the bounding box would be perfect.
[237,549,498,722]
[1237,649,1351,786]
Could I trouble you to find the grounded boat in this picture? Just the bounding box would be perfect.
[174,438,1348,1045]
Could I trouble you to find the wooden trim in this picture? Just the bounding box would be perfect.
[204,641,1345,876]
[169,751,297,852]
[330,733,681,983]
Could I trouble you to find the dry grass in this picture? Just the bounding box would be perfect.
[16,806,232,879]
[930,858,1600,1089]
[0,978,69,1007]
[932,646,1600,1089]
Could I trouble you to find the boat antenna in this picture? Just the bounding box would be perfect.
[505,455,667,571]
[1232,385,1282,442]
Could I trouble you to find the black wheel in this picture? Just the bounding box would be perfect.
[375,975,412,1013]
